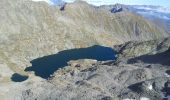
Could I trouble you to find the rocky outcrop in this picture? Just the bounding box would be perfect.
[104,3,130,13]
[113,37,170,59]
[110,4,125,13]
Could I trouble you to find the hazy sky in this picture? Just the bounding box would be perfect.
[63,0,170,7]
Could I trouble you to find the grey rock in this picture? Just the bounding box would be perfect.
[9,37,169,100]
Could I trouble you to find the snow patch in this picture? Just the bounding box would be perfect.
[147,83,153,90]
[165,73,170,77]
[123,99,135,100]
[140,97,150,100]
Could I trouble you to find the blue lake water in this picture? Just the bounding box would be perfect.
[11,73,28,82]
[25,45,116,79]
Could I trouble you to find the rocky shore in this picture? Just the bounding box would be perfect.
[1,37,169,100]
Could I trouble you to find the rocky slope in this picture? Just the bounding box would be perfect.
[1,37,170,100]
[0,0,168,43]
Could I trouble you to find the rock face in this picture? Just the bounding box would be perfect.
[1,37,170,100]
[110,4,125,13]
[114,37,170,59]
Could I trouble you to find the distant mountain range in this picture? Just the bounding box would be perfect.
[49,0,170,25]
[31,0,170,25]
[11,0,170,34]
[129,5,170,22]
[99,3,170,33]
[128,5,170,33]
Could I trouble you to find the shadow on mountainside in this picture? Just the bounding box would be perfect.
[128,49,170,66]
[25,45,116,79]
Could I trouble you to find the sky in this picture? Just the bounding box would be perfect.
[63,0,170,7]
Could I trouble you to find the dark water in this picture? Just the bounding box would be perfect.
[11,73,28,82]
[25,45,116,79]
